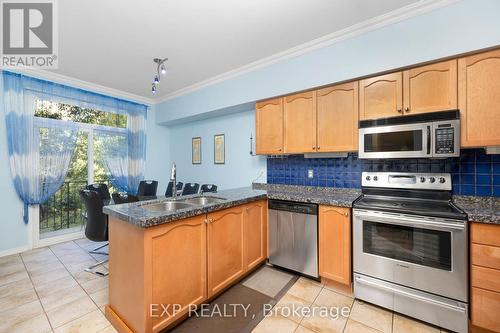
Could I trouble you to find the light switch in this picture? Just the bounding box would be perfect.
[307,169,314,179]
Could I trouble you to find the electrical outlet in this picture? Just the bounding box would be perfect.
[307,169,314,179]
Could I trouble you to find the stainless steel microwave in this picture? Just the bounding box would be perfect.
[358,110,460,159]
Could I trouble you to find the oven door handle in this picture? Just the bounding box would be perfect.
[355,275,467,314]
[353,211,466,231]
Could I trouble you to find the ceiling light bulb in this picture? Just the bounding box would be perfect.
[152,84,157,94]
[160,65,167,75]
[154,75,160,84]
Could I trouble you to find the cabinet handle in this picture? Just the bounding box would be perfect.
[397,109,403,113]
[405,107,410,113]
[278,148,282,151]
[317,146,320,150]
[312,146,316,150]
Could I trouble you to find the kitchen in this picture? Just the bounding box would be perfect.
[1,1,500,333]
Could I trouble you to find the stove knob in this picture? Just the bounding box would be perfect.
[439,177,446,184]
[429,177,436,183]
[420,177,426,183]
[373,176,378,181]
[365,176,371,181]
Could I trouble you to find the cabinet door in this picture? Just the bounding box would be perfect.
[319,206,351,285]
[244,200,267,271]
[359,72,403,120]
[207,206,245,297]
[317,82,359,152]
[459,49,500,147]
[472,287,500,332]
[150,216,207,330]
[284,91,317,153]
[256,98,283,154]
[403,60,457,115]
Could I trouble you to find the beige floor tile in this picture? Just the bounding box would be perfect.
[31,266,71,286]
[57,252,94,265]
[64,259,99,274]
[0,300,44,330]
[274,293,312,323]
[300,306,348,333]
[97,325,118,333]
[0,269,29,287]
[313,288,354,311]
[287,277,323,303]
[0,253,22,265]
[344,319,382,333]
[21,247,55,263]
[2,313,52,333]
[46,295,98,328]
[40,284,88,312]
[0,276,33,298]
[349,300,393,333]
[0,287,39,312]
[393,314,440,333]
[72,269,100,284]
[253,314,298,333]
[89,288,109,308]
[54,309,110,333]
[0,261,26,277]
[25,256,65,274]
[294,326,315,333]
[34,275,79,299]
[81,275,108,294]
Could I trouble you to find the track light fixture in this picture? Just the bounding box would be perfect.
[151,57,168,94]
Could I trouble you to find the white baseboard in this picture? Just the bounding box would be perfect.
[0,245,31,258]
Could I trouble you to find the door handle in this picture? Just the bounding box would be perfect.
[427,125,431,155]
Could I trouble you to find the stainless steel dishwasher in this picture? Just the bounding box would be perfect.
[268,200,318,278]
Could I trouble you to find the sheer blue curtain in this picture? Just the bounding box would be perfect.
[2,70,148,223]
[94,130,129,193]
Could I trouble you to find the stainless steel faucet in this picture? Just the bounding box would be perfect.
[170,163,177,199]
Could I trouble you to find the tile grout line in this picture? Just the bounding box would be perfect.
[19,252,56,333]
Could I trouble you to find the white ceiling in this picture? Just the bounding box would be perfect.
[53,0,427,102]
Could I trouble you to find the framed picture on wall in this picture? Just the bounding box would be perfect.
[192,137,201,164]
[214,134,225,164]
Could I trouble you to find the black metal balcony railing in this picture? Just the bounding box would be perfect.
[39,178,113,234]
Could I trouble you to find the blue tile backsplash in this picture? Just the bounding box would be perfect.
[266,149,500,197]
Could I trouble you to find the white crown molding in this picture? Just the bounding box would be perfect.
[154,0,461,104]
[0,66,154,105]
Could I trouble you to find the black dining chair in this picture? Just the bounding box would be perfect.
[200,184,217,194]
[165,181,184,197]
[137,180,158,196]
[181,183,200,196]
[85,183,111,201]
[112,192,139,204]
[79,189,109,276]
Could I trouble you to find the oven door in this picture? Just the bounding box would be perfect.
[359,123,432,159]
[353,209,467,302]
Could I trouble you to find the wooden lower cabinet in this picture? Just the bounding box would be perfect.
[207,206,246,297]
[471,222,500,333]
[318,205,351,286]
[244,201,268,270]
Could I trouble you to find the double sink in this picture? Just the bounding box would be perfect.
[142,196,227,212]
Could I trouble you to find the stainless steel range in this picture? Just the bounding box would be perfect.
[353,172,468,333]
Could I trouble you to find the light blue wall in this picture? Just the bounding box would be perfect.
[145,105,171,192]
[156,0,500,124]
[168,109,267,190]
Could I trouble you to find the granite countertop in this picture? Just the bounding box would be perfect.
[253,183,361,208]
[103,187,267,228]
[452,195,500,224]
[104,184,362,228]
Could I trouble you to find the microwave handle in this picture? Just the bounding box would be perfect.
[427,126,431,155]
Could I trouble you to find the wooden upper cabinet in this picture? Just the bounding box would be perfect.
[403,60,457,115]
[359,73,403,120]
[459,49,500,147]
[207,206,245,297]
[317,82,359,152]
[319,206,351,286]
[243,200,268,271]
[284,91,317,153]
[256,98,283,154]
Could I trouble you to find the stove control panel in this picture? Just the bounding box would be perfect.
[362,172,452,191]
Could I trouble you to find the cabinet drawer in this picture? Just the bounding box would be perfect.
[471,223,500,247]
[472,287,500,332]
[471,243,500,270]
[472,265,500,293]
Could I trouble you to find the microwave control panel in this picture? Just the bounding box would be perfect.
[435,127,455,155]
